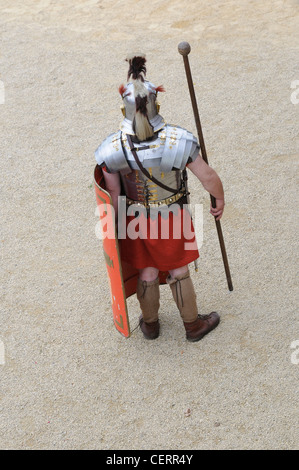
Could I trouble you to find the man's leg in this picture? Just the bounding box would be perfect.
[167,265,220,342]
[167,265,198,323]
[139,267,159,282]
[137,267,160,339]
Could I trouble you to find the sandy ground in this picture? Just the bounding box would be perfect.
[0,0,298,450]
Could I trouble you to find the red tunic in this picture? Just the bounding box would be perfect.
[119,207,199,271]
[102,166,199,271]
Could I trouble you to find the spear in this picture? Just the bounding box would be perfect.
[178,41,233,291]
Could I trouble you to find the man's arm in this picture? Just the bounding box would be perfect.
[102,169,121,218]
[187,153,225,220]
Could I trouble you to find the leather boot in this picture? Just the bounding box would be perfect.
[183,313,220,342]
[167,270,220,341]
[137,277,160,340]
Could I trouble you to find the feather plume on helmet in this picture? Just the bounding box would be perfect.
[119,54,166,140]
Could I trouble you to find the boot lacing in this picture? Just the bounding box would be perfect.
[140,280,148,299]
[175,278,184,307]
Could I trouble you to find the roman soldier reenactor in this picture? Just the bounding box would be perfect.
[94,53,225,342]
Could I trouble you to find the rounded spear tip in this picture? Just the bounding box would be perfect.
[178,41,191,56]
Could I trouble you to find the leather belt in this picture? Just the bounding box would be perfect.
[126,189,188,209]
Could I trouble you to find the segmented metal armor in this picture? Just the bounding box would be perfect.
[95,125,199,207]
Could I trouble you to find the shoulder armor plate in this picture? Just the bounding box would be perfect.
[95,126,199,174]
[95,131,130,173]
[160,125,199,172]
[122,125,199,172]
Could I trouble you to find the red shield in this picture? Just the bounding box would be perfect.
[94,165,168,338]
[94,165,138,337]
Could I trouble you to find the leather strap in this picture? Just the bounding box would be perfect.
[126,134,184,194]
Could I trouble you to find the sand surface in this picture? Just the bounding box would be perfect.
[0,0,298,450]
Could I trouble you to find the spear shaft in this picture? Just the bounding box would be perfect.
[178,41,233,291]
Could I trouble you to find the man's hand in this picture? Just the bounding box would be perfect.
[210,198,225,221]
[188,154,225,221]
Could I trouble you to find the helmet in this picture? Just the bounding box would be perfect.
[119,54,166,140]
